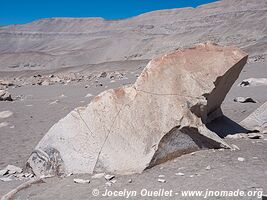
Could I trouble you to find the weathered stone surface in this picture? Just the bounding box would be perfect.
[27,43,248,176]
[241,101,267,133]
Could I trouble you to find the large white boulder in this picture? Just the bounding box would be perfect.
[27,43,248,176]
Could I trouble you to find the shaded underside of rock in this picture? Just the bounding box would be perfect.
[241,101,267,133]
[26,43,248,177]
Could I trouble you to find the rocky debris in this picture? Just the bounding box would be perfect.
[85,93,93,98]
[105,182,112,187]
[238,157,245,162]
[0,165,34,182]
[175,172,185,176]
[26,43,248,176]
[0,90,13,101]
[0,122,9,128]
[231,144,240,150]
[0,111,13,119]
[225,133,247,139]
[0,169,8,176]
[128,179,132,183]
[157,178,166,183]
[0,176,13,182]
[40,80,50,86]
[104,174,115,181]
[4,165,23,174]
[92,173,105,179]
[110,179,117,184]
[247,133,264,139]
[59,94,66,98]
[241,102,267,133]
[247,55,265,63]
[49,100,59,105]
[226,133,264,140]
[96,82,103,87]
[0,80,14,88]
[99,72,107,78]
[234,97,257,103]
[73,178,90,184]
[239,78,267,87]
[205,165,211,170]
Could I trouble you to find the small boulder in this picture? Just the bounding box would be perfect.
[234,97,257,103]
[0,90,13,101]
[0,111,13,119]
[73,178,90,184]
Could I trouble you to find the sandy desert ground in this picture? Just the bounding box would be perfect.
[0,0,266,199]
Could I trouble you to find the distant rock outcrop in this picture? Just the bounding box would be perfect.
[0,0,265,71]
[26,43,248,177]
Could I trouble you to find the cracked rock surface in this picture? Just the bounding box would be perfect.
[26,43,248,176]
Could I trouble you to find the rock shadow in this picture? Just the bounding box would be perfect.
[206,115,249,138]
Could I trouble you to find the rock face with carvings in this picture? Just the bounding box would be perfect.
[26,43,248,177]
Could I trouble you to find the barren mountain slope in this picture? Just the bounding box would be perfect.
[0,0,266,71]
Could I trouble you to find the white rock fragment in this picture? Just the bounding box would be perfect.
[0,176,13,182]
[238,157,245,162]
[128,179,132,183]
[0,111,13,119]
[110,179,117,184]
[85,93,93,98]
[231,144,240,150]
[206,165,211,170]
[73,178,90,184]
[105,182,112,187]
[0,169,8,176]
[158,175,165,178]
[158,178,166,183]
[225,133,247,139]
[92,173,105,179]
[0,122,9,128]
[105,174,115,181]
[5,165,23,174]
[66,173,73,177]
[175,172,185,176]
[49,100,59,105]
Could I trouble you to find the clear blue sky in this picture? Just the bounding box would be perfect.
[1,0,219,26]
